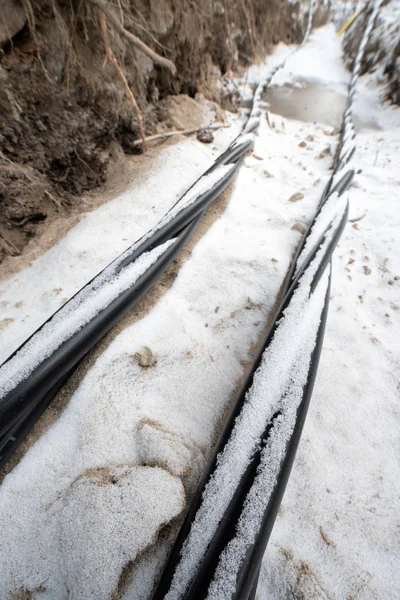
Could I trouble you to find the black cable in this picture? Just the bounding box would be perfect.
[151,203,348,600]
[0,95,258,474]
[152,2,381,597]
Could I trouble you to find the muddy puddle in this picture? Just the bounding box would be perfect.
[264,79,381,130]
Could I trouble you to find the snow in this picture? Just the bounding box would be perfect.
[165,220,340,599]
[0,239,176,399]
[0,125,243,365]
[295,191,346,275]
[0,93,333,599]
[162,163,237,221]
[0,17,399,600]
[257,18,400,600]
[59,466,184,600]
[207,269,330,600]
[260,114,400,595]
[271,23,350,89]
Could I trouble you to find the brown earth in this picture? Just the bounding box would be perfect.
[343,1,400,105]
[0,0,311,265]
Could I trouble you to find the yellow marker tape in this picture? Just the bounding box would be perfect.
[336,9,364,36]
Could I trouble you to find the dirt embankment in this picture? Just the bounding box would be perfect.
[0,0,311,264]
[343,0,400,104]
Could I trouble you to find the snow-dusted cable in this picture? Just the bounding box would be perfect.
[153,3,383,599]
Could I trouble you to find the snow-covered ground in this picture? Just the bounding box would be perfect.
[0,22,399,600]
[257,23,400,600]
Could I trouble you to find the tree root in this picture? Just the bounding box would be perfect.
[98,9,147,150]
[0,233,20,257]
[91,0,176,75]
[21,0,53,83]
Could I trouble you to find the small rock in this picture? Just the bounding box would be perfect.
[347,258,355,265]
[363,266,371,275]
[214,306,220,313]
[318,146,331,159]
[306,135,314,142]
[133,347,157,368]
[245,298,256,310]
[271,257,278,263]
[197,129,214,143]
[298,141,307,148]
[36,119,47,132]
[292,222,306,234]
[0,317,14,331]
[263,169,273,178]
[288,192,304,203]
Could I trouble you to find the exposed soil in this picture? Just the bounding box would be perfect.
[343,1,400,104]
[0,93,223,281]
[0,0,311,264]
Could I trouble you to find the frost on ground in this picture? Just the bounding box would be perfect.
[0,22,399,600]
[0,161,237,401]
[0,239,176,399]
[257,24,400,600]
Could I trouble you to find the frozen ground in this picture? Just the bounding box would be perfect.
[257,23,400,600]
[0,23,399,600]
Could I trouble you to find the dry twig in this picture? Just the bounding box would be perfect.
[349,214,366,223]
[98,9,146,150]
[130,123,230,147]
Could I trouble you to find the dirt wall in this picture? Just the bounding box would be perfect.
[0,0,311,262]
[343,0,400,105]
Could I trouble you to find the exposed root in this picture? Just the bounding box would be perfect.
[98,9,146,150]
[91,0,177,75]
[239,0,256,53]
[64,0,84,92]
[130,123,230,147]
[0,151,35,183]
[130,16,171,54]
[43,190,62,209]
[0,233,20,257]
[20,0,53,83]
